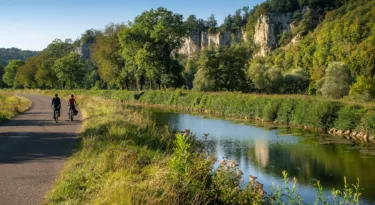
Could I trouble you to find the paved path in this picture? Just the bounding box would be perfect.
[0,95,81,205]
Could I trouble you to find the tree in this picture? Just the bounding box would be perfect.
[349,75,375,100]
[283,68,310,94]
[206,14,217,28]
[92,23,128,89]
[16,56,42,88]
[221,15,233,32]
[0,65,6,88]
[2,60,25,88]
[182,59,198,89]
[53,53,87,89]
[0,48,38,67]
[80,29,100,44]
[233,9,243,29]
[118,7,186,90]
[185,15,207,33]
[242,6,251,26]
[192,67,215,91]
[264,66,284,93]
[193,46,249,91]
[248,63,284,94]
[248,63,268,92]
[320,62,350,99]
[267,0,299,12]
[35,39,72,88]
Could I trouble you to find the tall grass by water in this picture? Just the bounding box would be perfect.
[0,91,31,122]
[44,95,362,205]
[31,89,375,140]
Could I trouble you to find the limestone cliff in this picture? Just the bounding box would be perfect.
[179,7,316,58]
[74,42,91,60]
[253,13,293,56]
[179,30,244,58]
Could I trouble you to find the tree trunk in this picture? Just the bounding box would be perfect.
[125,81,129,91]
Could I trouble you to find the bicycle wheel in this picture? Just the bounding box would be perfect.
[71,110,74,121]
[55,111,59,123]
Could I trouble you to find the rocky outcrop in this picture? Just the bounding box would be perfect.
[74,42,91,60]
[180,7,318,58]
[179,31,202,58]
[329,128,375,143]
[179,30,245,58]
[253,13,293,56]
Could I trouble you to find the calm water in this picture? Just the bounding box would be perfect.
[150,109,375,204]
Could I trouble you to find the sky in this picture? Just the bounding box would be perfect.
[0,0,264,51]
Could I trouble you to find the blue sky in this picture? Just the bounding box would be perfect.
[0,0,264,51]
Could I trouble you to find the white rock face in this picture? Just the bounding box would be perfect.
[179,11,298,58]
[179,31,201,57]
[179,30,245,58]
[253,13,293,56]
[74,42,91,60]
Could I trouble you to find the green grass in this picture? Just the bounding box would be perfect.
[27,89,375,138]
[44,95,363,205]
[0,91,31,122]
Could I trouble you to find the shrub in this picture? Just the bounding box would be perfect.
[360,109,375,135]
[305,101,342,130]
[334,105,364,131]
[263,99,282,122]
[277,99,298,124]
[320,62,350,99]
[283,68,310,94]
[349,75,375,101]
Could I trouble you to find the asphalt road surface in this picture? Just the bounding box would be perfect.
[0,95,81,205]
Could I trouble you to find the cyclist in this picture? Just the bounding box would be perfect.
[51,94,61,118]
[68,95,78,115]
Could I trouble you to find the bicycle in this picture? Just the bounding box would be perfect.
[68,105,78,121]
[53,106,60,123]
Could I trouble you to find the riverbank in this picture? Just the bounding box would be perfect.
[43,96,270,204]
[0,91,31,122]
[28,90,375,143]
[43,95,362,205]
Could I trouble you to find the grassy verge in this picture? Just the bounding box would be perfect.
[0,91,31,122]
[44,95,362,205]
[30,89,375,141]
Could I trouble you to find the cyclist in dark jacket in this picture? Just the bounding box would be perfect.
[51,94,61,118]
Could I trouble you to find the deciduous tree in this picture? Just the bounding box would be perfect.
[2,60,25,88]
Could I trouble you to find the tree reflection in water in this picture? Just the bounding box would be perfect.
[151,110,375,204]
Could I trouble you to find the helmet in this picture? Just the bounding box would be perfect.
[55,94,58,97]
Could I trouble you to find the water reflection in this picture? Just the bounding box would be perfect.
[255,140,269,168]
[151,110,375,204]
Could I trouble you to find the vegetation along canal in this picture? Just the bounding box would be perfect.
[149,109,375,204]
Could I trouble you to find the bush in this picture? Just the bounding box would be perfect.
[334,105,364,131]
[277,99,298,124]
[320,62,350,99]
[283,68,310,94]
[263,99,282,122]
[361,109,375,135]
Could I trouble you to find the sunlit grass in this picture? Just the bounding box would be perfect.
[21,89,375,140]
[0,91,31,122]
[43,95,363,205]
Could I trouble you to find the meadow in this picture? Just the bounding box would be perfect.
[0,91,31,122]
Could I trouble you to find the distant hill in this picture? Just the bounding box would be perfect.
[0,48,39,67]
